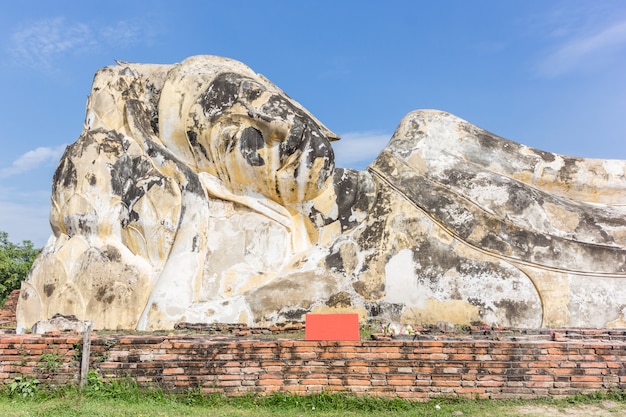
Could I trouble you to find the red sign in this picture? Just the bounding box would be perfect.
[305,314,360,341]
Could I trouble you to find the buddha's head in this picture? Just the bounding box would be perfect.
[158,55,337,204]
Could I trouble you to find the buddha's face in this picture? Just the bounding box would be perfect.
[185,72,335,204]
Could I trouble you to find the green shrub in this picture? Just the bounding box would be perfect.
[8,376,40,398]
[0,231,40,306]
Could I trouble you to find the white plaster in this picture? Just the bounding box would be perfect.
[384,249,425,306]
[603,159,626,177]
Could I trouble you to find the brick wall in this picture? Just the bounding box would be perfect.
[0,334,79,388]
[0,333,624,400]
[0,290,20,327]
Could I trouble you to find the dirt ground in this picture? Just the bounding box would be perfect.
[514,400,626,416]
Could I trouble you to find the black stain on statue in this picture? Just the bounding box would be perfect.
[201,73,241,121]
[239,127,265,166]
[101,246,122,262]
[52,155,77,195]
[43,284,55,297]
[187,130,210,161]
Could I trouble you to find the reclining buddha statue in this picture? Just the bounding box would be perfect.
[16,55,626,331]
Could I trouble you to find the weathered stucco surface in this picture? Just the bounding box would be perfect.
[16,55,626,331]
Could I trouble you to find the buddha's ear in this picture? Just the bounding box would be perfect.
[182,102,221,175]
[125,99,162,148]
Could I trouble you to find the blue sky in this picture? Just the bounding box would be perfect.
[1,0,625,246]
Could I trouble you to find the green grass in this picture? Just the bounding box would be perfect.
[0,377,625,417]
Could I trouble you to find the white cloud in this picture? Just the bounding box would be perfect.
[536,18,626,77]
[9,17,95,70]
[100,19,154,48]
[332,131,391,170]
[8,17,154,71]
[0,145,67,178]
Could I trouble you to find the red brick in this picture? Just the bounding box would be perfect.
[164,367,187,375]
[429,353,449,360]
[455,387,486,394]
[432,380,461,387]
[387,374,416,381]
[387,379,416,387]
[477,380,505,388]
[570,375,602,383]
[299,378,328,385]
[257,379,283,386]
[258,373,282,380]
[529,375,554,381]
[579,362,607,368]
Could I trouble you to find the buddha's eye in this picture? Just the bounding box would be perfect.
[201,73,266,121]
[239,80,264,101]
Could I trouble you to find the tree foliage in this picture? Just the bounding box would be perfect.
[0,231,40,305]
